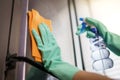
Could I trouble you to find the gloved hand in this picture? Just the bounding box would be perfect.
[32,23,79,80]
[77,17,120,56]
[28,9,52,62]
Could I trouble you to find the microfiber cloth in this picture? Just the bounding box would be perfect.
[28,9,52,62]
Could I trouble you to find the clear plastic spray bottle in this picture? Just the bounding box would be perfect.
[76,18,113,75]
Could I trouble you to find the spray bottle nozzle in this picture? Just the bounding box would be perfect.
[76,18,87,35]
[79,18,84,21]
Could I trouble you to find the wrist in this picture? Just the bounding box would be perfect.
[73,71,112,80]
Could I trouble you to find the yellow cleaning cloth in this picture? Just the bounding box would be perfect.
[28,9,52,62]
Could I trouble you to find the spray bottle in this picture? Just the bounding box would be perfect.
[76,18,113,75]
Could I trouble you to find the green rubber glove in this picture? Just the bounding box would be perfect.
[85,17,120,56]
[32,23,79,80]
